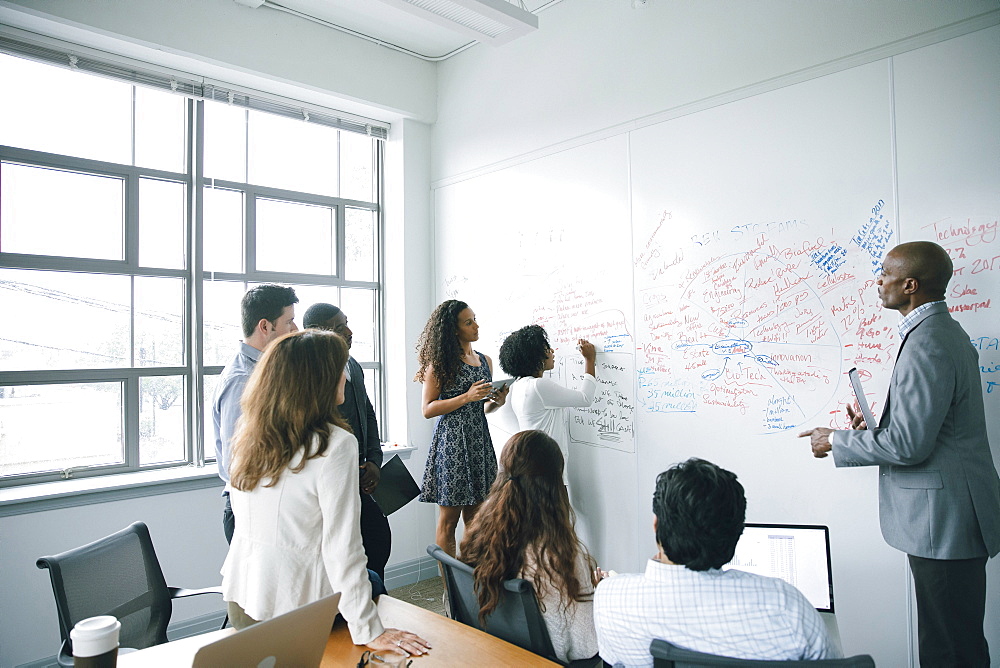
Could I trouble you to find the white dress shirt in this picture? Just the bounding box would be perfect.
[509,374,598,479]
[594,559,840,667]
[221,427,384,644]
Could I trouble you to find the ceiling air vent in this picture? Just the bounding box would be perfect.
[373,0,538,45]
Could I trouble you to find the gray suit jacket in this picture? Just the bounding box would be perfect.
[833,302,1000,559]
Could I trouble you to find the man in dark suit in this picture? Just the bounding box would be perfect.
[801,241,1000,667]
[304,303,391,581]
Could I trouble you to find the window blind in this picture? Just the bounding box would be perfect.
[0,33,389,140]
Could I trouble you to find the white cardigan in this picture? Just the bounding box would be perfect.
[221,426,384,644]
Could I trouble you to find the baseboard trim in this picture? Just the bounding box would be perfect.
[167,610,229,641]
[384,554,440,591]
[15,658,58,668]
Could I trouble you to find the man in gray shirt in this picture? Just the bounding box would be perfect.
[213,284,298,543]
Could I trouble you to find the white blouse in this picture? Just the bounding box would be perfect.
[521,549,599,663]
[221,427,384,645]
[509,374,598,477]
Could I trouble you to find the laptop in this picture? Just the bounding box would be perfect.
[193,593,341,667]
[722,523,835,613]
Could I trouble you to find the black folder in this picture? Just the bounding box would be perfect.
[370,454,421,515]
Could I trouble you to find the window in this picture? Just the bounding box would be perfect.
[0,51,384,486]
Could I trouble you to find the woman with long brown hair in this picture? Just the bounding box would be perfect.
[415,299,507,556]
[460,430,599,663]
[221,329,430,657]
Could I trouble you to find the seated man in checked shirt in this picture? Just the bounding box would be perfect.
[593,458,840,667]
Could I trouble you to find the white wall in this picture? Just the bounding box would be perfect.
[430,1,1000,666]
[432,0,998,182]
[383,117,440,575]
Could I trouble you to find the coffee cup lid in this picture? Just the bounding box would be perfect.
[70,616,120,657]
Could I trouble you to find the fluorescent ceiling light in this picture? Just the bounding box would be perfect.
[373,0,538,45]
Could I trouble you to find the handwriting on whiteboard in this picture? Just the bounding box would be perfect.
[635,202,898,432]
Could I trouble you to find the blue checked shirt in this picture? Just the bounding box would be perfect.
[898,300,945,341]
[212,342,262,484]
[594,560,840,667]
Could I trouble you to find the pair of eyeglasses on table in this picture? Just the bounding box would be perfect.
[357,649,413,667]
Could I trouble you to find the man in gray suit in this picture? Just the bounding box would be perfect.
[801,241,1000,667]
[304,303,392,581]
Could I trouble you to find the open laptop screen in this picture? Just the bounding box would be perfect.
[722,523,834,613]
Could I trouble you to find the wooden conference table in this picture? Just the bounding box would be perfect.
[118,595,559,666]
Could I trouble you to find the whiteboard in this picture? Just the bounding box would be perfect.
[628,61,907,660]
[434,135,639,568]
[564,353,635,452]
[432,25,999,664]
[891,24,1000,655]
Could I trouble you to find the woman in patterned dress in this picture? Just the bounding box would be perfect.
[415,299,508,556]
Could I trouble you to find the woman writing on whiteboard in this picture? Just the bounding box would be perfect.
[415,299,508,557]
[500,325,597,482]
[222,330,430,656]
[460,430,599,664]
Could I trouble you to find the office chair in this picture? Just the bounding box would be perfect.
[37,521,223,667]
[427,544,600,667]
[650,639,876,667]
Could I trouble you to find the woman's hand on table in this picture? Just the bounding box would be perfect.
[368,628,432,657]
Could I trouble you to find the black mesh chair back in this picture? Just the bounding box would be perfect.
[427,544,557,661]
[650,639,876,667]
[37,522,174,662]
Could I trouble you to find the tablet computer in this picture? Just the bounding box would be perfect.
[490,378,518,391]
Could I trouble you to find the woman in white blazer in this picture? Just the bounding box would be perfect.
[221,329,430,657]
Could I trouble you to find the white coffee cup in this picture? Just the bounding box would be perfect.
[70,615,121,667]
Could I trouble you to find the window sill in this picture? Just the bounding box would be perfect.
[0,465,224,518]
[381,443,417,460]
[0,445,418,518]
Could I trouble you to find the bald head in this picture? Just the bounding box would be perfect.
[887,241,953,299]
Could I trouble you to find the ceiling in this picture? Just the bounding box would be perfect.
[257,0,556,60]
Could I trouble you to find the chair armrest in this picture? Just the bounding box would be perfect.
[502,578,533,593]
[169,586,224,599]
[57,640,74,667]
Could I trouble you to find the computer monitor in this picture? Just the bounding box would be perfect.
[723,523,834,613]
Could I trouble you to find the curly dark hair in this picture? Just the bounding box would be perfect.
[498,325,550,378]
[460,430,596,625]
[653,458,746,571]
[414,299,469,389]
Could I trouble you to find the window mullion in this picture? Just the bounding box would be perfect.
[245,189,257,277]
[125,168,140,269]
[189,98,206,467]
[243,110,253,279]
[375,140,387,434]
[125,374,140,468]
[336,204,346,280]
